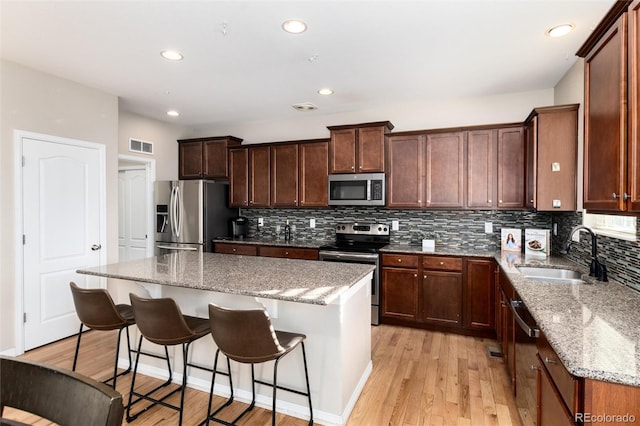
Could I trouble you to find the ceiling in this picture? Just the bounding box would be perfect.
[1,0,615,129]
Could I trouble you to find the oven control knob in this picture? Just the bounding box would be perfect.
[384,227,388,231]
[378,226,382,231]
[336,226,340,230]
[341,226,346,230]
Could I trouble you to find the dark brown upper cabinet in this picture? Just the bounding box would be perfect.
[424,132,465,208]
[177,136,242,180]
[525,104,579,211]
[497,127,526,209]
[578,1,640,212]
[228,145,270,208]
[271,143,299,208]
[467,129,497,209]
[328,121,393,173]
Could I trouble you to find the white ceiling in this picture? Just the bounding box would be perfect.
[1,0,615,128]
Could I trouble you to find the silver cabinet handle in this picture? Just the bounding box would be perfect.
[544,357,557,364]
[612,192,630,200]
[91,244,102,251]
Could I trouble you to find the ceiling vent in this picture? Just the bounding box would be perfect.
[292,102,318,111]
[129,138,153,155]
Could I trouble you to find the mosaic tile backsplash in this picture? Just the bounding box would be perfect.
[240,207,640,291]
[240,207,552,251]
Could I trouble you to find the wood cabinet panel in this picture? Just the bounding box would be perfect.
[584,379,640,424]
[629,0,640,211]
[214,243,258,256]
[421,270,463,326]
[422,255,462,271]
[382,267,419,321]
[584,13,628,211]
[202,140,228,179]
[386,135,424,208]
[358,126,386,172]
[537,333,579,417]
[467,129,497,208]
[258,246,318,260]
[497,127,526,208]
[329,129,357,173]
[178,141,203,179]
[271,144,299,207]
[299,141,329,207]
[465,258,495,330]
[382,253,420,268]
[229,148,248,207]
[537,355,575,426]
[424,132,465,208]
[249,146,270,207]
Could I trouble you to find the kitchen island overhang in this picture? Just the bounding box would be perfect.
[77,252,375,425]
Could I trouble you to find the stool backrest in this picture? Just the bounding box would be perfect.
[129,293,195,345]
[70,282,126,330]
[208,304,283,363]
[0,356,124,426]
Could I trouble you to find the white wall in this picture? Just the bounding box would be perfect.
[0,59,119,352]
[187,89,555,144]
[118,110,190,181]
[554,58,585,210]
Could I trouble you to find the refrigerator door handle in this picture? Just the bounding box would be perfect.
[174,185,182,237]
[169,186,177,237]
[156,245,198,251]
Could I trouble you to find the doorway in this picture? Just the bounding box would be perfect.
[15,130,107,352]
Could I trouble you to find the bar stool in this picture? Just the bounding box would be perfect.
[204,303,313,426]
[69,281,135,389]
[126,293,213,426]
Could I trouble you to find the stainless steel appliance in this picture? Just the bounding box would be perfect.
[319,222,390,325]
[509,292,539,425]
[155,180,236,254]
[230,217,248,239]
[328,173,385,206]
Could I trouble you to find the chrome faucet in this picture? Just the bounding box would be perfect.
[560,225,607,281]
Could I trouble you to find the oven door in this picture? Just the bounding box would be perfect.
[319,250,380,325]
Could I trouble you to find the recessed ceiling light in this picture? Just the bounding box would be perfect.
[160,50,184,61]
[318,88,334,95]
[546,24,574,38]
[282,20,307,34]
[167,110,180,117]
[292,102,317,111]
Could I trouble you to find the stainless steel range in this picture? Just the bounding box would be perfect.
[318,222,390,325]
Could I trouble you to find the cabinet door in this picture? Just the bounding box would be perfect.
[422,270,462,326]
[464,259,495,330]
[178,141,203,179]
[629,1,640,211]
[467,129,497,209]
[330,128,357,173]
[299,141,328,207]
[271,144,299,207]
[203,140,228,179]
[381,267,419,321]
[249,146,270,207]
[525,119,537,209]
[425,132,465,208]
[386,135,424,208]
[358,127,385,172]
[229,148,248,207]
[584,13,628,211]
[538,357,575,426]
[497,127,526,208]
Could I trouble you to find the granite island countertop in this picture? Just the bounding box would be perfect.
[77,251,374,305]
[497,253,640,388]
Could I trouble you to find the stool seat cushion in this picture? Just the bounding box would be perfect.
[274,331,306,354]
[115,304,135,324]
[183,315,211,339]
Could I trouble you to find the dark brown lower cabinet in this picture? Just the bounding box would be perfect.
[381,267,419,321]
[537,355,575,426]
[422,270,462,326]
[465,258,495,330]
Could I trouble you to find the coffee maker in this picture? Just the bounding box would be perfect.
[230,217,248,239]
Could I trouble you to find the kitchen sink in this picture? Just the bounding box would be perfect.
[517,266,586,285]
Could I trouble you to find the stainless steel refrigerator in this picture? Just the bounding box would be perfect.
[155,180,237,254]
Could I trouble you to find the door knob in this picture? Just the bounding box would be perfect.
[91,244,102,251]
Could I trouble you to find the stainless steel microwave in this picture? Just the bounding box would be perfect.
[328,173,386,206]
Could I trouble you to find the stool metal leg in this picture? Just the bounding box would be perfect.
[72,323,84,371]
[301,342,313,425]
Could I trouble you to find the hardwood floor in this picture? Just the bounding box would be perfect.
[6,325,522,425]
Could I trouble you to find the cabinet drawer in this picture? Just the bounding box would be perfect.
[215,243,257,256]
[259,246,318,260]
[537,332,580,417]
[382,253,419,268]
[423,256,462,271]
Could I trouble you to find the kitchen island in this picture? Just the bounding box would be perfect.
[78,251,375,425]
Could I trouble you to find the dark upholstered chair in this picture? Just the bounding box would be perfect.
[69,281,136,389]
[127,293,211,426]
[0,355,124,426]
[204,303,313,425]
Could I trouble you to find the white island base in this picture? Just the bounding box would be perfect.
[111,272,372,425]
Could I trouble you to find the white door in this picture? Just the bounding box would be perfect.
[118,168,148,261]
[22,137,103,350]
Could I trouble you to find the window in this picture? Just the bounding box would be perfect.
[583,211,637,242]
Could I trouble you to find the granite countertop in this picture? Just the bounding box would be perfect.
[213,237,332,249]
[497,253,640,387]
[77,252,374,305]
[381,244,497,258]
